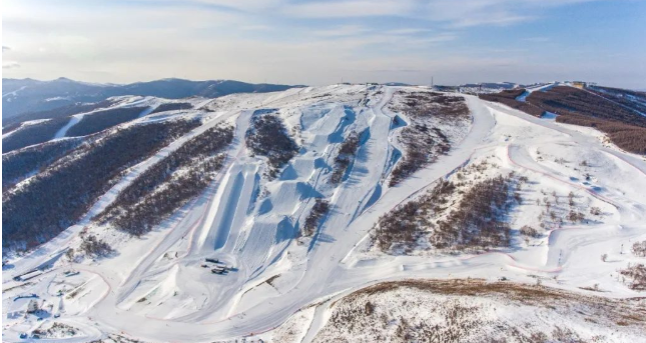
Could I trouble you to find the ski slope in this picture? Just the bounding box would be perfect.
[3,85,646,342]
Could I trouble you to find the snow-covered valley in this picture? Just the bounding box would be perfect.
[3,84,646,343]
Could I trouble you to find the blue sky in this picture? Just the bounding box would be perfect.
[2,0,645,88]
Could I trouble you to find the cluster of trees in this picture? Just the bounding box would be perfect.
[98,125,233,236]
[619,263,646,291]
[113,158,225,236]
[431,175,519,251]
[588,86,646,115]
[2,138,84,191]
[2,122,22,134]
[3,99,115,126]
[556,114,646,154]
[150,102,193,114]
[397,92,469,119]
[388,92,470,186]
[519,225,540,238]
[66,107,147,137]
[479,89,545,117]
[302,198,330,237]
[373,198,427,253]
[633,241,646,257]
[480,89,525,99]
[527,86,646,127]
[79,234,113,258]
[482,86,646,154]
[433,95,471,117]
[32,322,78,338]
[390,126,451,187]
[399,91,438,106]
[327,285,480,343]
[533,87,646,154]
[2,117,71,153]
[99,125,233,221]
[373,179,456,253]
[2,119,199,250]
[330,131,361,184]
[535,190,588,229]
[245,113,299,178]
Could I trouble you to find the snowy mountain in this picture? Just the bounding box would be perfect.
[1,78,303,121]
[2,83,646,342]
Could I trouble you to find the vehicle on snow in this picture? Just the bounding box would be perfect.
[63,270,80,277]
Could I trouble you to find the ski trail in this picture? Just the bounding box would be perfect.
[54,114,85,138]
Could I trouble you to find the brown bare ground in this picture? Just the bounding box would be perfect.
[346,279,646,328]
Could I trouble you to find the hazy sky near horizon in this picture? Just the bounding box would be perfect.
[2,0,646,88]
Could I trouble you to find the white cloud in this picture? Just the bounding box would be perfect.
[312,25,371,37]
[133,0,284,12]
[385,28,432,35]
[284,0,414,18]
[3,62,21,69]
[240,24,274,31]
[281,0,603,28]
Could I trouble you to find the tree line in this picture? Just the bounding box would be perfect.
[98,125,234,236]
[2,117,71,153]
[65,107,147,137]
[2,119,200,250]
[388,91,470,186]
[2,138,84,191]
[245,112,299,178]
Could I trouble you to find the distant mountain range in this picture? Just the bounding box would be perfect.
[2,77,304,120]
[459,82,519,89]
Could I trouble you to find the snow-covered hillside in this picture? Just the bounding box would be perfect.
[2,84,646,342]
